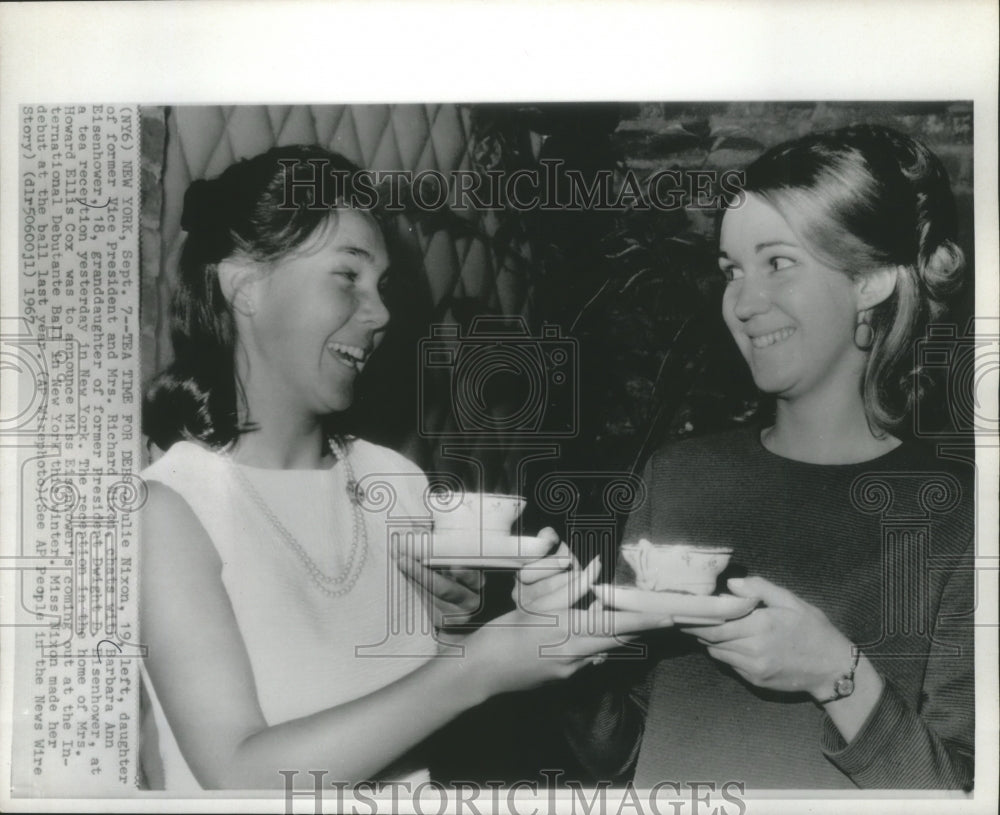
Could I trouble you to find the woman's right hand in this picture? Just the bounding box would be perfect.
[460,529,643,697]
[460,604,626,697]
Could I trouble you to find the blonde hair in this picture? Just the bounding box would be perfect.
[737,125,965,432]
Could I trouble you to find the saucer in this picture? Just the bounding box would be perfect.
[592,585,758,625]
[421,534,555,568]
[424,555,570,569]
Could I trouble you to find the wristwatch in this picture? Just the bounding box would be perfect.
[817,647,861,704]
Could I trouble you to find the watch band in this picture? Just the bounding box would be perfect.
[817,646,861,704]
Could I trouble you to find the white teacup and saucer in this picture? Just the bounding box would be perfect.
[423,491,558,568]
[593,538,757,624]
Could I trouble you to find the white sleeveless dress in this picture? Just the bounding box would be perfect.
[140,439,439,789]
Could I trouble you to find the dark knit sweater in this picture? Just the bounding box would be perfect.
[568,427,975,790]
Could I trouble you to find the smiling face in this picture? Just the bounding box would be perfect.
[719,193,866,403]
[237,208,390,419]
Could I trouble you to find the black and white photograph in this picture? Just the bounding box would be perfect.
[1,2,997,814]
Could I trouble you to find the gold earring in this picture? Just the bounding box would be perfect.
[854,316,873,350]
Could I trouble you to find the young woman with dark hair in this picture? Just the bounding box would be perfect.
[139,145,626,790]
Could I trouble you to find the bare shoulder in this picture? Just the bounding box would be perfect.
[140,480,223,591]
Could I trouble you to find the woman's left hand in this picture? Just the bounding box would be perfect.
[513,528,599,613]
[684,576,855,700]
[392,542,484,628]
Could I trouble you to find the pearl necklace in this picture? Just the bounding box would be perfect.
[221,436,368,597]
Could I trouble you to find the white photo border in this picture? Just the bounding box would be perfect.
[1,1,997,813]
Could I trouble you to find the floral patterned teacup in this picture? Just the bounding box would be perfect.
[427,491,527,556]
[621,538,733,595]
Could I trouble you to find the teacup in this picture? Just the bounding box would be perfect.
[429,529,549,559]
[429,491,526,535]
[621,538,733,595]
